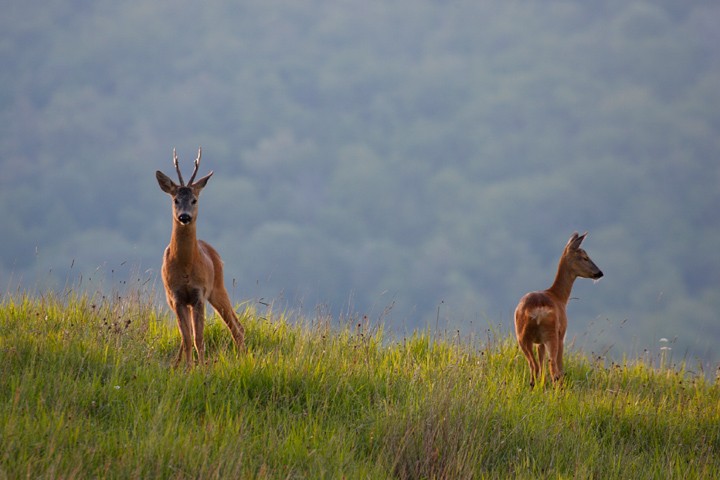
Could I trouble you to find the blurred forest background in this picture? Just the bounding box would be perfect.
[2,1,719,367]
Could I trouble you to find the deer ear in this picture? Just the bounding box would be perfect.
[565,232,585,251]
[191,171,214,192]
[156,171,178,195]
[568,232,589,251]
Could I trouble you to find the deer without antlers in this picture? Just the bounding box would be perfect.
[514,232,603,387]
[156,147,245,367]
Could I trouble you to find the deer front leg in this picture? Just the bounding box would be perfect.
[554,339,565,383]
[545,336,563,384]
[173,304,194,368]
[191,300,206,366]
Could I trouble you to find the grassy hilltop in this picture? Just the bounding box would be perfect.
[1,291,718,479]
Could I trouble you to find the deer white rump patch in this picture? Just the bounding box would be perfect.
[529,306,553,325]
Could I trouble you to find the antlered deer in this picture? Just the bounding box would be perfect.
[156,148,245,367]
[514,232,603,387]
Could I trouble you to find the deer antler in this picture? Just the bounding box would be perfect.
[173,148,185,186]
[188,147,202,185]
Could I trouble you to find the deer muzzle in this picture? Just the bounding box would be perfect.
[178,213,192,225]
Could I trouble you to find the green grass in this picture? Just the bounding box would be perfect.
[1,291,718,479]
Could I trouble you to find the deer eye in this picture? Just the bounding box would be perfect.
[191,199,197,205]
[174,199,179,205]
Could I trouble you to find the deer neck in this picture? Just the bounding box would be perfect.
[547,256,576,305]
[168,222,200,265]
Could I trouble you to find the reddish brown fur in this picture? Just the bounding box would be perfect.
[156,148,245,367]
[514,232,603,387]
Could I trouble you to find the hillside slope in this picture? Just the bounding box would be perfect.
[1,291,719,478]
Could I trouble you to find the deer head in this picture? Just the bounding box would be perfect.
[563,232,603,280]
[156,147,213,226]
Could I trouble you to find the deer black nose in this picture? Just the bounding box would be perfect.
[178,213,192,224]
[594,270,604,279]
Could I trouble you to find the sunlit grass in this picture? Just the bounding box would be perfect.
[1,291,718,478]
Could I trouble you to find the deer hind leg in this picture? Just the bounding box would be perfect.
[173,304,194,368]
[191,301,206,366]
[208,286,246,352]
[518,337,540,388]
[537,343,547,384]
